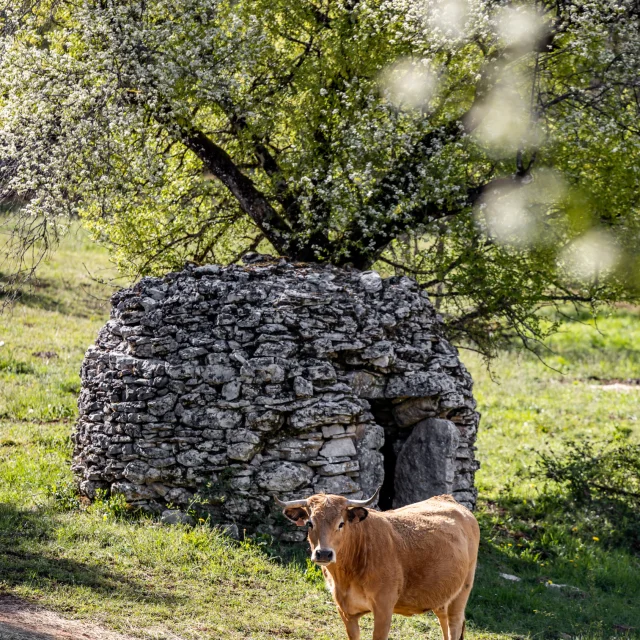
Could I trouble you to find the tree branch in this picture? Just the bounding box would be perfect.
[217,100,306,230]
[156,113,293,255]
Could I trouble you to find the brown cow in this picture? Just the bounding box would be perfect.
[275,488,479,640]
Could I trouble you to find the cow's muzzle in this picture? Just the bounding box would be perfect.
[312,548,335,565]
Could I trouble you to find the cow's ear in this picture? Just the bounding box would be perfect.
[346,507,368,523]
[283,507,309,527]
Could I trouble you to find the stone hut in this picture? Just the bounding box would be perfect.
[73,256,479,538]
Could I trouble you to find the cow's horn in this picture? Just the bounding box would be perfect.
[345,486,381,507]
[273,495,309,508]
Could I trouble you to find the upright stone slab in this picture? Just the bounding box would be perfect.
[393,418,460,507]
[72,256,480,538]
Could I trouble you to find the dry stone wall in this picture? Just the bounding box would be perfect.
[73,255,479,539]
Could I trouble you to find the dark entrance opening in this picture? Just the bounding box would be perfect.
[368,399,409,510]
[379,434,397,510]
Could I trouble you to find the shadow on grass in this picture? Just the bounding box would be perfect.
[0,272,111,318]
[0,503,181,609]
[464,495,640,639]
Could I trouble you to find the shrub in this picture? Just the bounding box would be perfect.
[48,479,81,512]
[537,439,640,551]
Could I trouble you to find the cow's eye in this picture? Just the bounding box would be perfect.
[338,522,344,529]
[308,521,313,529]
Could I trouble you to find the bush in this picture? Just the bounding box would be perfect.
[90,489,135,521]
[537,439,640,551]
[48,479,80,512]
[0,355,36,375]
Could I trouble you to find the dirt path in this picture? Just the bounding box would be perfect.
[0,596,138,640]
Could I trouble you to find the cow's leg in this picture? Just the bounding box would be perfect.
[371,604,393,640]
[445,599,466,640]
[434,607,450,640]
[446,590,471,640]
[338,610,361,640]
[447,564,476,640]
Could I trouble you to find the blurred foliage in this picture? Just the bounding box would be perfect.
[1,0,640,356]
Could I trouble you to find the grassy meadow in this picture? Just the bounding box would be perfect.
[0,229,638,639]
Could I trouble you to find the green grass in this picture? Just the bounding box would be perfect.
[0,228,638,639]
[464,317,640,639]
[0,225,125,423]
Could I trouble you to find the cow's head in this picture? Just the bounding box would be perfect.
[275,488,380,565]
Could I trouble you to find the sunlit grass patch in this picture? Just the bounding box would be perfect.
[0,421,73,506]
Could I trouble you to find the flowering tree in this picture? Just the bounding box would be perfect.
[1,0,639,354]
